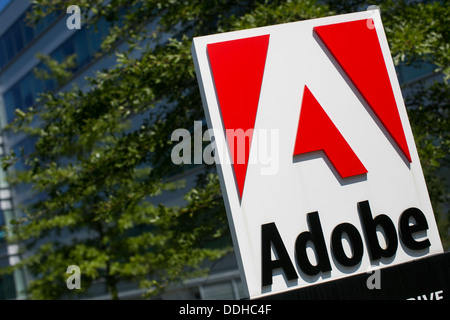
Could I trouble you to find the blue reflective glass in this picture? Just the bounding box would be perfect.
[11,85,21,107]
[0,9,60,68]
[61,39,75,57]
[9,89,19,121]
[31,71,44,96]
[11,22,24,53]
[50,49,63,63]
[34,14,47,35]
[0,274,16,300]
[12,136,37,171]
[20,73,34,108]
[74,30,90,68]
[23,21,34,43]
[2,9,115,124]
[34,63,56,91]
[3,91,15,123]
[0,40,6,68]
[3,29,15,60]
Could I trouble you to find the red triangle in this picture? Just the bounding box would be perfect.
[207,34,270,198]
[294,86,367,178]
[314,19,411,163]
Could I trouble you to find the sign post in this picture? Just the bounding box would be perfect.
[191,10,445,299]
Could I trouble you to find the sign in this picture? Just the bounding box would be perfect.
[191,10,443,299]
[257,252,450,300]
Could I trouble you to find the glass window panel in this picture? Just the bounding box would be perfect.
[95,18,110,48]
[12,146,25,171]
[88,28,103,58]
[0,9,59,67]
[98,17,110,37]
[0,39,6,69]
[24,136,37,155]
[3,90,15,115]
[11,83,23,108]
[400,62,435,82]
[202,281,235,300]
[23,22,34,43]
[12,137,37,171]
[61,38,75,57]
[3,91,15,123]
[11,84,22,111]
[45,11,58,27]
[3,29,16,60]
[50,48,64,63]
[31,72,44,98]
[44,77,57,91]
[5,84,22,123]
[74,30,90,68]
[0,274,16,300]
[35,63,56,91]
[20,73,35,108]
[34,17,46,35]
[12,20,25,53]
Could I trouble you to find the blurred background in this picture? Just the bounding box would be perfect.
[0,0,448,300]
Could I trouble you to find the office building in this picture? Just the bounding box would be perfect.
[0,0,442,299]
[0,0,245,300]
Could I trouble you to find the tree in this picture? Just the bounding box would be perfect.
[1,0,448,299]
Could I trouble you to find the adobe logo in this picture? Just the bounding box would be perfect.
[192,11,443,299]
[207,18,411,198]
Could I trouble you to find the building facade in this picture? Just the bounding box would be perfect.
[0,0,244,300]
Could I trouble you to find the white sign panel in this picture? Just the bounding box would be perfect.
[191,10,443,299]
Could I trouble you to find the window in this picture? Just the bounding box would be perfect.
[0,39,6,67]
[73,30,90,68]
[0,9,60,69]
[60,38,75,58]
[397,61,436,84]
[0,274,16,300]
[200,278,245,300]
[202,281,235,300]
[3,90,16,123]
[23,19,34,43]
[0,255,16,299]
[11,22,24,53]
[2,14,116,124]
[0,208,9,243]
[20,73,34,108]
[12,136,37,171]
[2,29,15,61]
[4,83,21,123]
[4,75,37,123]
